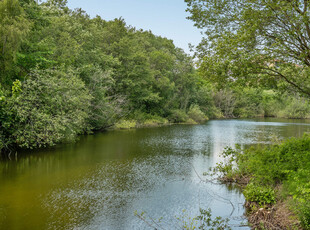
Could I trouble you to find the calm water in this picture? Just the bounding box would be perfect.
[1,118,310,230]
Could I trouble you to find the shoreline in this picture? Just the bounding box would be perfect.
[215,135,310,229]
[3,116,310,158]
[221,178,301,229]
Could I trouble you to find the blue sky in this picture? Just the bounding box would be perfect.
[66,0,202,55]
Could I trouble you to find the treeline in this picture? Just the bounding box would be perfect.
[1,0,310,154]
[212,88,310,119]
[0,0,214,153]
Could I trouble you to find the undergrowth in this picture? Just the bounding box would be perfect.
[212,134,310,229]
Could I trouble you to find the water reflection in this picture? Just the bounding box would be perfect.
[1,118,310,229]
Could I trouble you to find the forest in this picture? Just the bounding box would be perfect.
[1,0,310,155]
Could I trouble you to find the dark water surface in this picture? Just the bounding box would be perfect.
[1,118,310,230]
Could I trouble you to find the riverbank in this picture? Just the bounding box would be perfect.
[112,117,205,130]
[214,135,310,229]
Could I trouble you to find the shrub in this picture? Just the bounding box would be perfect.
[188,104,208,123]
[142,118,168,127]
[114,120,136,129]
[10,69,92,148]
[299,203,310,230]
[215,135,310,226]
[213,89,236,118]
[278,97,310,119]
[243,183,276,206]
[0,86,6,152]
[168,109,189,123]
[78,65,126,130]
[130,111,168,126]
[0,84,17,153]
[234,88,264,118]
[261,90,280,117]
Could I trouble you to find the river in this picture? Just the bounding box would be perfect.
[1,118,310,229]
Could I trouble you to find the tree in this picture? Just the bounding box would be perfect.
[185,0,310,97]
[9,68,91,149]
[0,0,31,85]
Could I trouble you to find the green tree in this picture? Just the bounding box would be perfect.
[10,68,91,149]
[186,0,310,97]
[0,0,31,85]
[78,65,126,130]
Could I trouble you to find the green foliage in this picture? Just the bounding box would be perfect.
[0,89,5,152]
[213,147,240,180]
[261,90,281,117]
[0,0,31,85]
[277,96,310,119]
[1,0,310,155]
[215,135,310,226]
[11,79,22,96]
[78,65,125,130]
[0,84,5,102]
[286,169,310,204]
[0,84,15,153]
[176,208,231,230]
[211,87,310,119]
[114,120,136,130]
[188,104,208,123]
[0,0,214,153]
[213,89,236,118]
[168,109,189,123]
[233,88,264,118]
[127,111,169,127]
[186,0,310,98]
[299,203,310,230]
[10,68,91,148]
[243,183,276,206]
[141,118,168,127]
[194,83,218,118]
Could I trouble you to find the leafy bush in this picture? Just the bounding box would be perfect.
[213,89,236,118]
[0,86,6,152]
[195,208,231,230]
[261,90,280,117]
[1,82,20,153]
[244,183,276,205]
[10,69,92,148]
[142,118,168,127]
[130,111,168,126]
[78,65,125,130]
[299,203,310,230]
[194,84,219,118]
[114,120,136,129]
[215,135,310,226]
[278,96,310,119]
[234,88,264,118]
[168,109,189,123]
[188,104,208,123]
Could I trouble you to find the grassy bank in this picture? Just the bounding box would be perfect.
[113,110,208,130]
[212,135,310,229]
